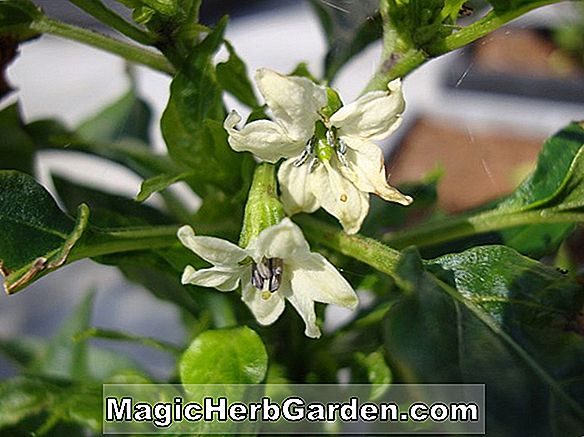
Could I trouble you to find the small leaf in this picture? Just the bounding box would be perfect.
[216,41,258,108]
[354,349,392,400]
[180,326,268,384]
[0,171,89,294]
[0,377,52,428]
[77,87,153,145]
[0,103,35,173]
[136,171,192,202]
[33,292,94,380]
[308,0,382,80]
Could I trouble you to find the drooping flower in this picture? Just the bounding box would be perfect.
[224,68,412,234]
[178,218,357,338]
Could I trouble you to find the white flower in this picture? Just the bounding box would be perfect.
[224,68,413,234]
[177,218,358,338]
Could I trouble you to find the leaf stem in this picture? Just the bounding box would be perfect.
[31,17,174,75]
[66,0,155,45]
[364,0,562,92]
[297,215,401,277]
[385,209,584,249]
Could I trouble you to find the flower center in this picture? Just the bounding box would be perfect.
[251,257,284,300]
[293,120,348,171]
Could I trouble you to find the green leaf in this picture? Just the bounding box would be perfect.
[135,171,192,202]
[33,292,94,380]
[0,171,89,294]
[353,349,392,400]
[385,247,584,435]
[216,41,258,108]
[53,174,174,227]
[499,122,584,213]
[0,377,53,428]
[0,0,41,36]
[161,17,243,191]
[77,87,153,144]
[180,326,268,384]
[0,104,35,173]
[308,0,382,80]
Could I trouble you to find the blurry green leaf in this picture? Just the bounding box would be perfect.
[77,87,153,144]
[354,349,392,400]
[217,41,258,108]
[0,377,52,428]
[33,292,94,380]
[308,0,382,80]
[180,326,268,384]
[136,171,191,202]
[76,327,182,355]
[385,247,584,435]
[0,171,89,294]
[0,0,41,37]
[53,174,174,227]
[0,104,35,173]
[0,336,45,368]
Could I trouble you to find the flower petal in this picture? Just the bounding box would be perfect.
[309,162,370,234]
[290,253,358,310]
[178,225,247,267]
[278,158,320,215]
[285,286,321,339]
[255,68,327,141]
[330,79,404,141]
[224,111,305,162]
[181,265,243,291]
[339,138,413,205]
[241,275,287,326]
[246,218,311,261]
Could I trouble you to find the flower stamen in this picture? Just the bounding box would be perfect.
[251,257,284,296]
[294,137,315,167]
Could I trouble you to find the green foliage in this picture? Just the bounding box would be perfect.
[216,41,259,108]
[0,171,89,294]
[0,104,35,173]
[385,247,584,435]
[180,326,268,384]
[0,0,41,36]
[308,0,382,81]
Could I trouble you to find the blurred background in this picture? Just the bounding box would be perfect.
[1,0,583,379]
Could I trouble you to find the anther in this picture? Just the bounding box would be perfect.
[308,156,320,173]
[251,257,284,293]
[294,138,315,167]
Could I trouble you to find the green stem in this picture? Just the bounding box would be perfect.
[67,0,155,45]
[31,17,174,75]
[297,215,401,278]
[364,0,561,92]
[69,225,179,261]
[385,210,584,249]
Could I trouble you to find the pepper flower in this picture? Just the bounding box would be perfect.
[224,68,412,234]
[178,218,358,338]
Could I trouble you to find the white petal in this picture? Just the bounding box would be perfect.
[177,225,247,267]
[339,138,413,205]
[286,286,321,339]
[241,277,287,326]
[255,68,326,141]
[309,162,370,235]
[246,218,310,261]
[330,79,404,141]
[181,265,243,291]
[277,158,320,215]
[290,253,358,310]
[224,111,305,162]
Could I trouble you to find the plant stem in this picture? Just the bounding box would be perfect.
[69,225,179,261]
[385,210,584,249]
[31,17,174,75]
[297,215,401,277]
[364,0,561,91]
[67,0,155,45]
